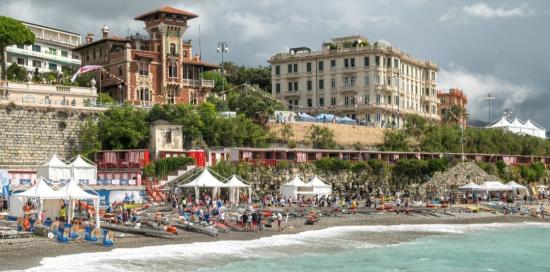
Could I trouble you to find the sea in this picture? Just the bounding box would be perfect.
[24,222,550,272]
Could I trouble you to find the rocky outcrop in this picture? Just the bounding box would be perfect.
[420,162,497,198]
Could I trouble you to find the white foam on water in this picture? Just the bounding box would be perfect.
[21,222,550,272]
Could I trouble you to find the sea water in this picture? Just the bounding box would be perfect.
[24,222,550,272]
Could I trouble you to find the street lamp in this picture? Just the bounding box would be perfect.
[483,93,496,123]
[216,42,229,94]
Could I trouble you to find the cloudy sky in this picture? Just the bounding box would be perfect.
[1,0,549,127]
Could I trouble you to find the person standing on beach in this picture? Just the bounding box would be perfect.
[277,212,283,232]
[540,204,545,219]
[395,197,401,214]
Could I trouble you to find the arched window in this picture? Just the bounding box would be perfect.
[168,62,177,78]
[169,43,176,55]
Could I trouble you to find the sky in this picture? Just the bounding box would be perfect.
[1,0,549,127]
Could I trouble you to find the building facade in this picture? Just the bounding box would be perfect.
[269,35,439,127]
[5,21,81,75]
[438,88,468,126]
[74,6,217,107]
[0,80,98,108]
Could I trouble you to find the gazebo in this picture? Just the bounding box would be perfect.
[69,155,97,185]
[223,175,252,205]
[280,176,312,199]
[307,176,332,197]
[178,168,226,200]
[56,179,100,228]
[36,154,72,183]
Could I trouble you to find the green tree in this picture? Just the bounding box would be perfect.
[308,125,336,149]
[280,123,294,144]
[203,70,229,94]
[97,93,114,105]
[227,84,283,126]
[382,129,409,151]
[6,63,26,81]
[78,118,101,160]
[0,16,35,80]
[97,105,149,150]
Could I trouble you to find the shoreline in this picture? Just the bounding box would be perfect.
[1,212,547,271]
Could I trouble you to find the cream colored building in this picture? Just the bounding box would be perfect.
[0,80,98,108]
[149,119,184,159]
[269,35,439,127]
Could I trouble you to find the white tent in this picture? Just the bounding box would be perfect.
[36,154,72,182]
[280,176,312,199]
[307,176,332,197]
[57,179,100,228]
[459,182,484,190]
[10,178,65,221]
[179,168,226,199]
[506,181,529,198]
[480,181,512,192]
[223,175,252,205]
[70,155,97,185]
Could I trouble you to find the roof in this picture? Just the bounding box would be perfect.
[41,154,71,168]
[135,6,198,20]
[281,176,310,187]
[20,20,80,36]
[74,37,130,51]
[57,179,99,200]
[183,59,219,69]
[179,168,226,188]
[308,176,331,188]
[70,155,96,168]
[481,181,512,191]
[14,178,64,199]
[224,175,251,188]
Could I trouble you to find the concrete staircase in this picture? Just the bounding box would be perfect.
[159,165,197,188]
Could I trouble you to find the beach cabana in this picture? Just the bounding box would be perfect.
[223,175,252,205]
[10,178,65,221]
[459,182,483,191]
[69,155,97,185]
[280,176,312,199]
[36,154,72,182]
[307,176,332,197]
[57,179,100,228]
[178,168,226,200]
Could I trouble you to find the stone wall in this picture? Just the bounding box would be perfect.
[0,104,101,168]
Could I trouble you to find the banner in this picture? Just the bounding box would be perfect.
[71,65,102,82]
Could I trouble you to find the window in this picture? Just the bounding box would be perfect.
[32,60,41,68]
[276,83,281,93]
[307,80,312,91]
[376,112,381,122]
[331,79,336,89]
[319,79,324,90]
[169,43,176,55]
[293,63,298,73]
[48,48,57,55]
[293,81,298,91]
[375,56,380,66]
[294,100,298,106]
[167,89,176,104]
[367,113,371,123]
[364,95,370,104]
[61,51,68,57]
[166,131,172,143]
[288,82,293,92]
[17,58,25,65]
[331,97,336,106]
[387,95,391,105]
[330,60,336,69]
[395,96,399,106]
[307,98,312,108]
[345,96,350,107]
[387,77,391,85]
[32,45,41,52]
[318,61,324,71]
[275,65,280,75]
[138,87,151,101]
[376,94,381,105]
[288,101,293,110]
[287,64,292,73]
[350,58,355,67]
[431,71,436,80]
[350,76,356,87]
[394,59,399,68]
[375,74,381,84]
[364,76,369,86]
[139,62,149,76]
[168,62,177,78]
[432,105,436,114]
[306,62,311,72]
[319,98,324,107]
[344,77,349,87]
[48,63,57,71]
[364,56,369,67]
[344,58,349,68]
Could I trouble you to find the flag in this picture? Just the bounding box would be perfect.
[71,65,102,82]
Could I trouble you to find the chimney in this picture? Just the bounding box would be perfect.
[85,33,94,43]
[101,25,110,38]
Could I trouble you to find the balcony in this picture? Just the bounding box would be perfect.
[7,46,81,65]
[182,79,215,88]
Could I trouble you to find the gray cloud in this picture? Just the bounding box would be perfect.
[1,0,548,128]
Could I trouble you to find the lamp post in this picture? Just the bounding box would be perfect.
[216,42,229,94]
[483,93,495,123]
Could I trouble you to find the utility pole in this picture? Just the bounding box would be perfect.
[216,42,229,94]
[483,93,495,123]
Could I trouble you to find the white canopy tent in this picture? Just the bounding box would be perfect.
[36,154,72,182]
[280,176,312,199]
[480,181,513,192]
[10,178,65,221]
[223,175,252,205]
[506,181,529,197]
[69,155,97,185]
[57,179,100,228]
[178,168,227,200]
[459,182,484,191]
[307,176,332,197]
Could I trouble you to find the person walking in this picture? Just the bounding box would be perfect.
[540,203,545,219]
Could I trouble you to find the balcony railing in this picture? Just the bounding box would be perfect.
[182,79,215,88]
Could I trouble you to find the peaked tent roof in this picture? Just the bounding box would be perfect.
[459,181,483,190]
[224,175,251,188]
[308,176,331,188]
[70,155,96,168]
[180,168,226,188]
[480,181,512,191]
[486,116,511,128]
[14,178,63,199]
[57,179,98,200]
[506,181,528,190]
[42,154,71,168]
[282,176,310,187]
